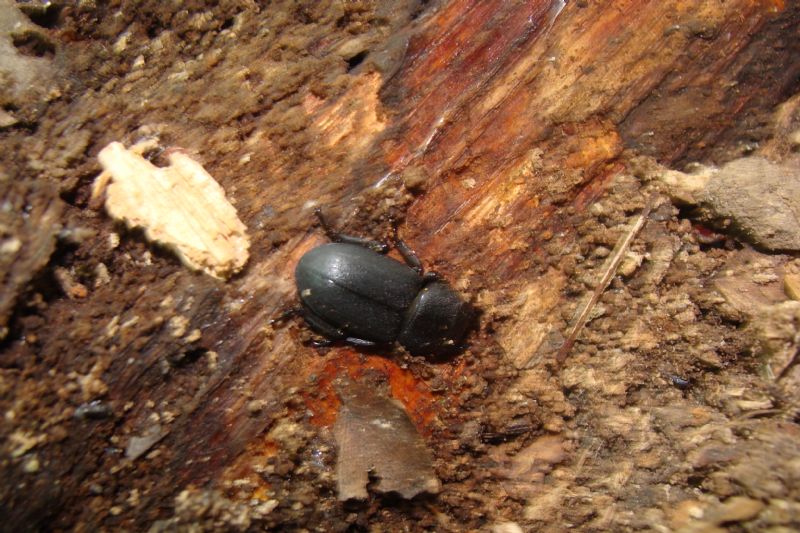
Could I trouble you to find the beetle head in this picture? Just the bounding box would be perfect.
[397,280,472,357]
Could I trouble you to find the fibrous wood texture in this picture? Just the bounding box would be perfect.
[1,0,799,530]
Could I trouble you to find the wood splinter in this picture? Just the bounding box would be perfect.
[541,194,656,369]
[91,140,250,280]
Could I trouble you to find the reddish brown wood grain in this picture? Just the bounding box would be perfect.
[5,0,798,529]
[142,0,799,518]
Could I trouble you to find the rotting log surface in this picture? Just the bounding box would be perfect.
[1,0,799,530]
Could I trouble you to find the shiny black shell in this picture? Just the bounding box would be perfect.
[295,243,470,355]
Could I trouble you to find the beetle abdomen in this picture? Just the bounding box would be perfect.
[298,270,402,341]
[295,243,423,342]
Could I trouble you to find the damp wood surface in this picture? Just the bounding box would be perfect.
[1,0,799,531]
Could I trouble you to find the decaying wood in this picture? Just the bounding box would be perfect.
[0,0,59,119]
[1,0,799,530]
[0,179,61,340]
[551,194,654,368]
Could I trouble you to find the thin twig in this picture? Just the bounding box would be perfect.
[553,194,656,367]
[776,344,800,381]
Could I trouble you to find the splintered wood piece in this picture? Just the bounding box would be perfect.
[95,142,250,279]
[552,195,654,367]
[333,377,440,500]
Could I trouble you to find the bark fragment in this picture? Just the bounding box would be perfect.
[0,0,59,119]
[0,178,61,339]
[333,377,440,500]
[659,157,800,252]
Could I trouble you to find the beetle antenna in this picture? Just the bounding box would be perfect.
[269,307,303,325]
[314,208,339,241]
[315,207,389,253]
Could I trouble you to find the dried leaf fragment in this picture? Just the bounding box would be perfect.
[333,377,440,500]
[95,142,249,279]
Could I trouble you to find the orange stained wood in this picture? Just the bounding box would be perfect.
[304,349,468,436]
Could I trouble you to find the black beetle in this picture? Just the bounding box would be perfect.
[294,209,471,356]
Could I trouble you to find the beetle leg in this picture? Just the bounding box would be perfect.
[268,307,303,325]
[422,271,440,283]
[337,235,389,254]
[344,336,377,347]
[300,305,380,348]
[301,307,347,340]
[315,208,389,254]
[310,336,377,349]
[392,223,424,274]
[270,307,342,348]
[310,338,336,348]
